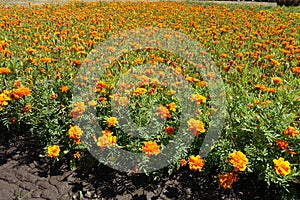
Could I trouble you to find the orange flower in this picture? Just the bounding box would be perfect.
[291,67,300,73]
[68,125,83,145]
[47,145,60,158]
[156,104,171,120]
[187,118,205,137]
[273,157,291,176]
[0,67,10,74]
[228,151,248,172]
[188,155,204,172]
[61,85,69,93]
[220,53,229,58]
[180,158,187,167]
[12,87,31,99]
[276,140,288,150]
[133,88,147,96]
[167,102,177,112]
[70,102,85,120]
[96,81,107,89]
[97,131,116,150]
[235,52,243,58]
[74,151,81,159]
[218,172,238,189]
[283,126,299,138]
[271,77,283,84]
[190,94,206,104]
[107,117,118,127]
[165,126,174,136]
[40,57,55,63]
[142,141,160,156]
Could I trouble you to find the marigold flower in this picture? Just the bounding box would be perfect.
[97,131,116,150]
[47,145,60,158]
[133,88,147,96]
[291,67,300,73]
[0,93,11,107]
[190,94,206,104]
[273,157,291,176]
[156,104,171,120]
[142,141,160,156]
[276,140,288,150]
[283,126,299,138]
[40,57,55,63]
[271,77,283,84]
[168,102,177,112]
[74,151,81,159]
[107,117,118,127]
[70,102,85,120]
[228,151,248,172]
[68,125,83,145]
[187,118,205,137]
[188,155,204,172]
[180,158,187,167]
[12,87,31,99]
[0,67,10,74]
[61,85,69,93]
[218,172,238,189]
[165,126,174,135]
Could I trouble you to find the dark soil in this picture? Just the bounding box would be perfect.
[0,127,292,200]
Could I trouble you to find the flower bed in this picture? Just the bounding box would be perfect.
[0,1,299,198]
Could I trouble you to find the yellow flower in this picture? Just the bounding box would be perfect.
[188,155,204,172]
[228,151,248,172]
[168,102,177,112]
[0,93,11,107]
[190,94,206,104]
[133,88,147,96]
[107,117,118,127]
[273,157,291,176]
[47,145,60,158]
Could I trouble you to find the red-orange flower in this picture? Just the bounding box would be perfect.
[165,126,175,136]
[276,140,288,150]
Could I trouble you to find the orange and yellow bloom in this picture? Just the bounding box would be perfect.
[273,157,291,176]
[228,151,248,172]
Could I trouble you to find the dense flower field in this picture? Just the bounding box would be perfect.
[0,1,299,197]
